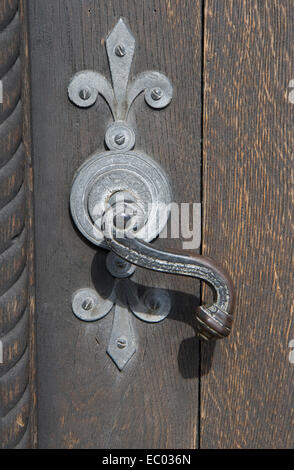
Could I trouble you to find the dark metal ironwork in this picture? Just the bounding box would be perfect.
[102,208,234,341]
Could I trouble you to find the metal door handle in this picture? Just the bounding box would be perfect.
[101,204,234,341]
[68,19,234,368]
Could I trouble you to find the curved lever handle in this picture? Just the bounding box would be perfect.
[102,209,234,341]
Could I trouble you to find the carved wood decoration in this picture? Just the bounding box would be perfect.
[0,0,36,449]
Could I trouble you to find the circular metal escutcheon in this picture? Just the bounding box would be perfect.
[70,150,172,248]
[129,288,172,323]
[106,252,136,278]
[105,122,136,151]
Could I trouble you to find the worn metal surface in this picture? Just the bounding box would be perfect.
[68,18,173,120]
[72,287,114,322]
[107,299,136,370]
[105,122,135,151]
[70,150,172,247]
[102,208,234,341]
[128,286,171,323]
[30,0,202,447]
[71,249,174,369]
[71,270,172,370]
[69,16,233,350]
[69,19,173,250]
[106,252,136,279]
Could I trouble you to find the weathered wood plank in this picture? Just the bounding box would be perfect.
[29,0,202,448]
[201,0,294,448]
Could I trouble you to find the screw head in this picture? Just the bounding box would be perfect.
[115,44,126,57]
[114,133,126,146]
[151,88,163,101]
[113,211,132,230]
[79,87,91,101]
[116,337,127,349]
[82,298,93,311]
[115,258,127,269]
[148,297,161,312]
[105,122,136,151]
[106,251,136,279]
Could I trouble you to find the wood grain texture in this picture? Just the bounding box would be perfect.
[29,0,202,448]
[201,0,294,448]
[19,0,37,448]
[0,0,36,448]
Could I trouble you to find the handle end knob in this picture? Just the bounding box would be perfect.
[196,304,233,341]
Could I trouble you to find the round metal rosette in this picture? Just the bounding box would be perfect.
[128,287,172,323]
[70,150,172,248]
[72,287,115,322]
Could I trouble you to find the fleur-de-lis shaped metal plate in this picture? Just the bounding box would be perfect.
[69,19,173,370]
[72,254,171,370]
[68,18,173,123]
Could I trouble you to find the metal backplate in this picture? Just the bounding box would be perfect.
[68,19,173,121]
[68,18,174,371]
[70,150,172,248]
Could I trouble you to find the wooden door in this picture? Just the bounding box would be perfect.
[1,0,293,449]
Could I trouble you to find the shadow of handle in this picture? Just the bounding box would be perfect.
[102,218,235,341]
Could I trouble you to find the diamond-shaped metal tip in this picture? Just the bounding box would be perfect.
[107,303,136,370]
[106,19,136,119]
[106,18,135,51]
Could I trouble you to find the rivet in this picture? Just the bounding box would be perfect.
[115,258,127,269]
[82,298,93,311]
[79,87,91,100]
[116,337,127,349]
[114,134,126,146]
[149,298,161,311]
[115,44,126,57]
[151,88,163,101]
[106,251,136,279]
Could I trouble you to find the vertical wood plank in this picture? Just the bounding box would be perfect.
[19,0,37,449]
[0,0,36,449]
[202,0,294,448]
[29,0,202,448]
